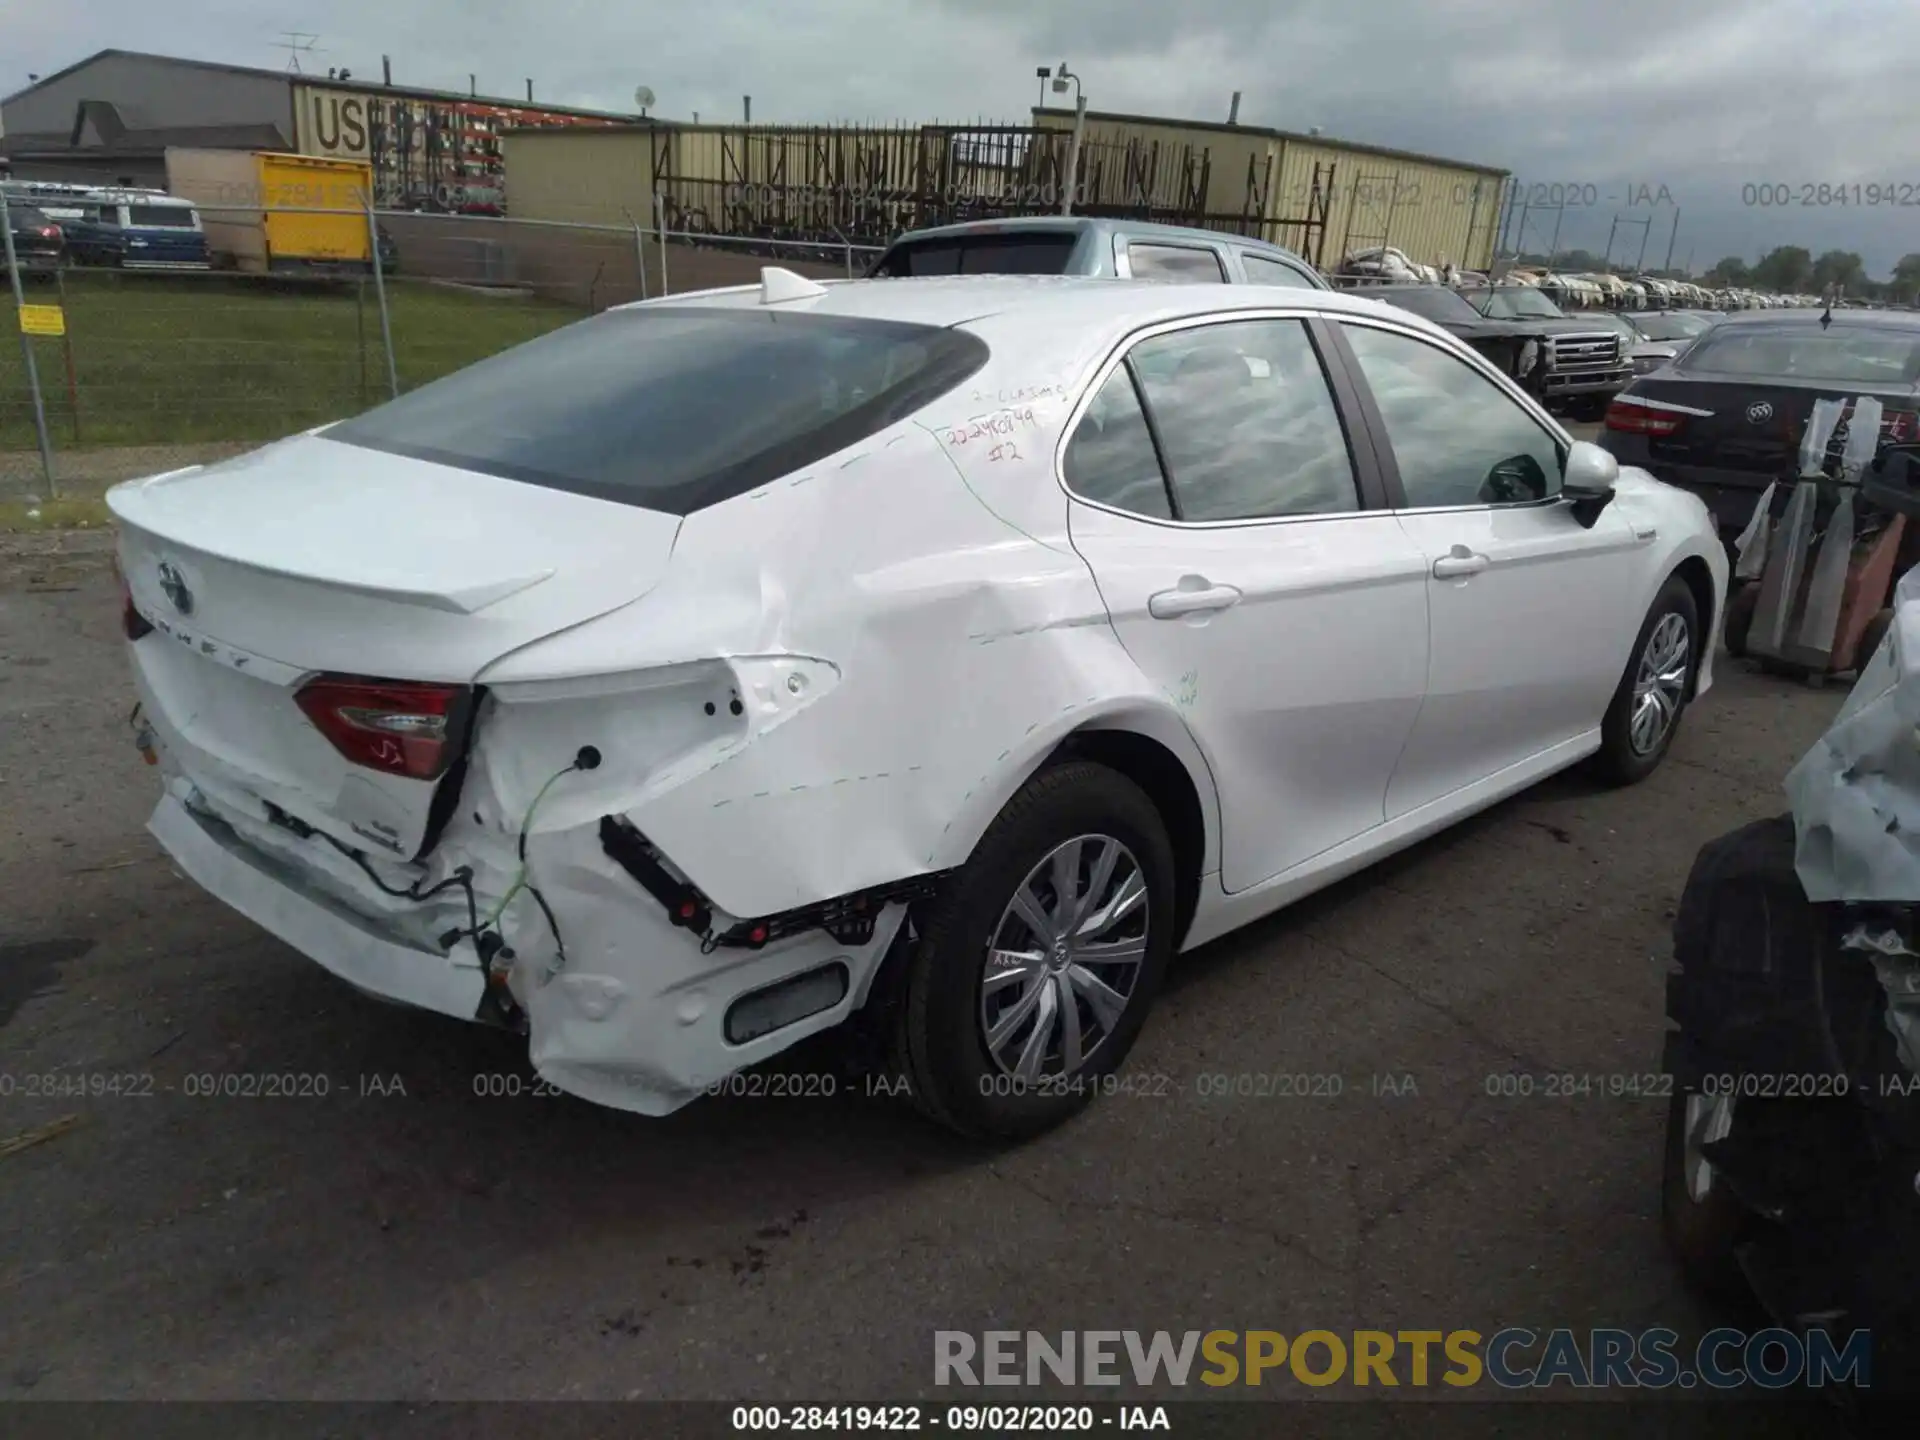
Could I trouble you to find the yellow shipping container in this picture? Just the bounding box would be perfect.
[166,148,374,271]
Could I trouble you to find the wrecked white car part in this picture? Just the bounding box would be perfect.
[114,274,1727,1137]
[1789,566,1920,903]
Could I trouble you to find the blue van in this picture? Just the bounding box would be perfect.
[65,189,210,270]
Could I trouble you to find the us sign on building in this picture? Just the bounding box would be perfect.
[292,81,625,214]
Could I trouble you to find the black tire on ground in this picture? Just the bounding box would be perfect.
[1660,1089,1752,1302]
[891,759,1177,1141]
[1723,582,1759,658]
[1593,574,1700,785]
[1568,396,1610,423]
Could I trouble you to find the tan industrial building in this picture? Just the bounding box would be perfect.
[1029,106,1507,271]
[499,107,1507,273]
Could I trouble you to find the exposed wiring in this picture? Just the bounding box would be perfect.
[471,746,602,967]
[268,747,601,974]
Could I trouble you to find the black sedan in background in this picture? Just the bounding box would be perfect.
[1599,308,1920,538]
[4,203,66,273]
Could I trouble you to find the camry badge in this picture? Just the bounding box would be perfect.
[1746,401,1774,424]
[157,561,193,615]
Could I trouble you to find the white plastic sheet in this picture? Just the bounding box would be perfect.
[1788,567,1920,899]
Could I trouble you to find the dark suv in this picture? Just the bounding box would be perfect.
[1359,283,1632,418]
[868,217,1326,289]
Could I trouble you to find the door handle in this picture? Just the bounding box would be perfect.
[1148,578,1243,619]
[1431,546,1489,579]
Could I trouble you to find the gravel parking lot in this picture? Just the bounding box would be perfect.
[0,529,1852,1430]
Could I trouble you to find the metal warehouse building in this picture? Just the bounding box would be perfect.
[497,106,1505,272]
[1029,106,1507,271]
[0,49,638,209]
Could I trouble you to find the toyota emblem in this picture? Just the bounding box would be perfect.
[157,561,193,615]
[1746,401,1774,424]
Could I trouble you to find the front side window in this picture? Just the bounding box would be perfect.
[1240,252,1319,288]
[1125,319,1359,522]
[1126,243,1227,283]
[329,307,988,515]
[1342,323,1564,508]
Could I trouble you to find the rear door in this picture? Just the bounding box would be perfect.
[1064,312,1430,892]
[1330,317,1646,816]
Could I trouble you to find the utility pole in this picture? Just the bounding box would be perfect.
[1662,209,1680,274]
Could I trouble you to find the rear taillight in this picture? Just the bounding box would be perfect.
[295,676,470,781]
[115,559,154,640]
[1604,397,1687,438]
[41,226,60,240]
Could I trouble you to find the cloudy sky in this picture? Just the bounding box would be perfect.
[10,0,1918,275]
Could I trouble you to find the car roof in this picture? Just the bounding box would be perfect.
[1696,309,1920,339]
[636,273,1441,334]
[884,215,1311,260]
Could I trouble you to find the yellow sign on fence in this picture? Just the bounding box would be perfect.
[17,303,66,337]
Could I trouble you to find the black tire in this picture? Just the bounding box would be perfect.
[1723,582,1758,658]
[1593,574,1699,785]
[1660,1089,1752,1302]
[891,760,1177,1141]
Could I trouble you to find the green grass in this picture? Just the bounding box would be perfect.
[2,270,582,451]
[0,495,113,532]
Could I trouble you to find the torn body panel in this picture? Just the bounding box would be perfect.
[133,409,1222,1114]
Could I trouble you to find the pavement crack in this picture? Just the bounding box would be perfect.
[985,1163,1348,1275]
[1300,930,1550,1075]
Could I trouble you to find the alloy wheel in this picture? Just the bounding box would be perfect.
[979,835,1150,1080]
[1630,611,1690,755]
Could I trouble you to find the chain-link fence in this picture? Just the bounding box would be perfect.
[2,198,882,505]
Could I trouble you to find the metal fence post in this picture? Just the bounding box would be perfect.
[655,195,670,296]
[362,191,399,399]
[625,211,649,301]
[0,188,57,495]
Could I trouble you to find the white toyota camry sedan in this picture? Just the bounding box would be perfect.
[112,271,1726,1139]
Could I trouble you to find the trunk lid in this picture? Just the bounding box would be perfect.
[1624,375,1920,476]
[112,433,680,858]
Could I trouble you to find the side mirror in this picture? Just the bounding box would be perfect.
[1562,440,1619,527]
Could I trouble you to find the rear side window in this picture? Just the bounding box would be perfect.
[1127,244,1227,283]
[1128,319,1358,521]
[1062,369,1172,519]
[1239,252,1319,288]
[127,204,196,227]
[870,233,1077,276]
[329,307,989,515]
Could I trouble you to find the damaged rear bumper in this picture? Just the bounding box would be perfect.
[147,789,907,1116]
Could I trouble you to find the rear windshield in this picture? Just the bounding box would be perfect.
[8,206,52,228]
[1680,325,1920,384]
[328,306,989,514]
[126,204,197,227]
[870,232,1078,277]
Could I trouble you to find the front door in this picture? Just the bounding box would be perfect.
[1334,318,1646,818]
[1063,314,1430,892]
